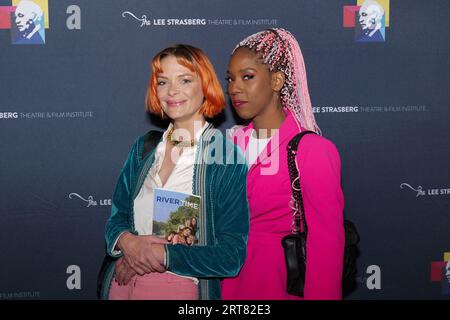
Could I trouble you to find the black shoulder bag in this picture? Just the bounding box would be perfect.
[96,130,163,299]
[281,131,360,297]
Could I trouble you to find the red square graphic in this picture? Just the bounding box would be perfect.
[0,6,15,29]
[343,5,360,28]
[430,261,446,282]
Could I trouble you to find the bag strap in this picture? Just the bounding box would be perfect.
[286,130,316,235]
[142,130,163,160]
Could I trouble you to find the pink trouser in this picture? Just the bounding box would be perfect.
[109,272,198,300]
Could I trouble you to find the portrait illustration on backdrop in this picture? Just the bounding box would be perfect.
[3,0,49,44]
[430,252,450,296]
[343,0,389,43]
[355,0,385,42]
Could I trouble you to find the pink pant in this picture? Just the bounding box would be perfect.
[109,272,198,300]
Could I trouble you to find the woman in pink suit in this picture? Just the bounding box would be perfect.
[221,28,345,300]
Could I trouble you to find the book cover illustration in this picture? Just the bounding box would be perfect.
[153,188,200,246]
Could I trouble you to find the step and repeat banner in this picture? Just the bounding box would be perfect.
[0,0,449,299]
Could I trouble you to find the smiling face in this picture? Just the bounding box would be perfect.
[226,47,282,121]
[156,55,205,125]
[182,227,192,237]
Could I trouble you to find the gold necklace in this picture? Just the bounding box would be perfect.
[167,126,195,147]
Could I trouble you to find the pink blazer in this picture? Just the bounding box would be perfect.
[221,111,345,300]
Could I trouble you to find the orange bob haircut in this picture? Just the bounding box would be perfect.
[146,44,226,118]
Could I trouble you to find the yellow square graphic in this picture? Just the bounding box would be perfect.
[357,0,389,27]
[444,252,450,262]
[12,0,49,28]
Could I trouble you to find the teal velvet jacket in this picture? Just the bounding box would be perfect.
[101,124,249,300]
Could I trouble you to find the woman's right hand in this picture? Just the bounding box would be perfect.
[117,232,168,275]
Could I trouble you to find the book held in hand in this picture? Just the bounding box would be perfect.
[153,188,200,246]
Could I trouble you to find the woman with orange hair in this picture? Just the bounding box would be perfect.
[99,44,249,300]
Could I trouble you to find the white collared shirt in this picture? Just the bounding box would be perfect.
[133,122,208,235]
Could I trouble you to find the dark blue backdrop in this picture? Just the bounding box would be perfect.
[0,0,449,299]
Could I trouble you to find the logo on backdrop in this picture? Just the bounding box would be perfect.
[310,105,429,114]
[0,0,48,44]
[0,111,94,120]
[356,265,382,290]
[0,291,40,299]
[400,183,450,197]
[66,265,81,290]
[1,2,82,44]
[343,0,389,42]
[68,193,111,207]
[0,112,19,119]
[121,10,278,28]
[430,252,450,295]
[121,11,206,27]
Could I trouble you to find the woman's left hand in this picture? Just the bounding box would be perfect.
[115,257,137,286]
[118,233,168,275]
